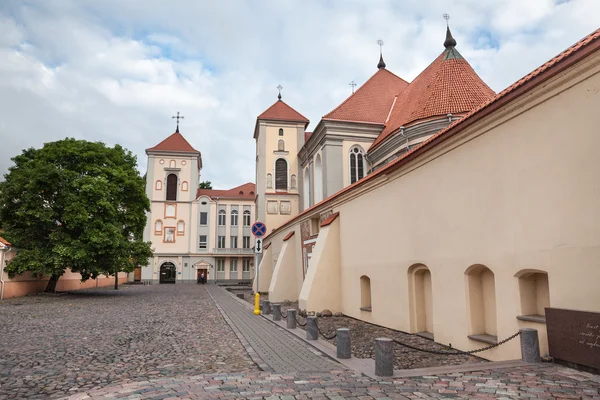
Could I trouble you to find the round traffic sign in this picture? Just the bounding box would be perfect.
[251,221,267,237]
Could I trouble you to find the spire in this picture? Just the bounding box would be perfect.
[443,14,457,48]
[377,39,386,69]
[172,111,184,133]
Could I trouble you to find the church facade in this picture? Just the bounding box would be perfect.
[254,25,600,362]
[140,130,256,284]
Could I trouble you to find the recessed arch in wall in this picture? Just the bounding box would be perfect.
[465,264,497,339]
[407,264,433,336]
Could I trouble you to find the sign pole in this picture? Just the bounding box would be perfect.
[251,222,266,316]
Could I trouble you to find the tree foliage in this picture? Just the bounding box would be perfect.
[0,138,153,291]
[198,181,212,189]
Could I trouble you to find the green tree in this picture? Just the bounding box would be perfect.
[198,181,212,189]
[0,138,153,292]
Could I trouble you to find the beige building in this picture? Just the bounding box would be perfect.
[255,26,600,362]
[141,129,256,284]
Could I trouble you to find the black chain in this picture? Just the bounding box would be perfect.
[280,310,287,319]
[392,331,521,355]
[316,322,337,340]
[296,315,307,327]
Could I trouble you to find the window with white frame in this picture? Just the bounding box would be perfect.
[218,236,225,248]
[243,210,251,226]
[218,209,226,226]
[155,220,163,234]
[243,259,251,272]
[169,160,176,168]
[177,220,185,235]
[350,146,365,184]
[231,209,238,226]
[230,236,238,248]
[199,235,207,249]
[230,259,238,272]
[217,259,225,272]
[200,212,208,226]
[243,236,250,248]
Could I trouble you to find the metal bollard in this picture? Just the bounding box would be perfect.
[263,301,272,315]
[259,300,265,312]
[287,309,297,329]
[336,328,351,359]
[236,293,244,299]
[272,304,282,321]
[375,338,394,377]
[306,316,318,340]
[520,328,541,363]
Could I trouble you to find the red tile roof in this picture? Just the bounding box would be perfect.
[371,48,495,149]
[282,231,295,241]
[146,131,200,154]
[258,100,309,124]
[304,132,313,142]
[196,182,256,201]
[0,230,10,246]
[323,69,408,124]
[320,212,339,227]
[264,27,600,240]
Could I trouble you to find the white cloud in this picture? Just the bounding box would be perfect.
[0,0,598,189]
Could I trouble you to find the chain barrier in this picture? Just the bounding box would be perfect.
[392,331,521,355]
[316,320,337,340]
[295,314,307,327]
[281,310,288,319]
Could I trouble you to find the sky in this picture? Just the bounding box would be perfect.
[0,0,598,189]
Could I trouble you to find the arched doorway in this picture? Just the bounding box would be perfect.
[159,262,177,284]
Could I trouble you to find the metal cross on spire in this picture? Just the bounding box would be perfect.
[349,80,357,94]
[443,13,450,26]
[277,84,283,100]
[377,39,384,53]
[377,39,386,69]
[172,111,184,133]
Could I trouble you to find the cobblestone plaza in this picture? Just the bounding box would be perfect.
[1,285,599,399]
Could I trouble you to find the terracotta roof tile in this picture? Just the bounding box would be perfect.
[282,231,295,241]
[264,27,600,240]
[304,131,313,142]
[196,182,256,201]
[0,236,10,246]
[146,131,200,154]
[258,100,309,124]
[372,48,495,149]
[323,69,408,124]
[320,212,339,227]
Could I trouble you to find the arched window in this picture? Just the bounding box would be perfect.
[177,220,185,235]
[243,210,251,226]
[314,154,323,203]
[266,173,273,189]
[466,265,497,341]
[154,220,163,234]
[278,128,284,136]
[218,209,226,226]
[303,167,310,209]
[349,146,365,184]
[169,160,176,168]
[278,139,285,151]
[360,275,372,311]
[275,159,288,191]
[181,181,188,191]
[290,174,297,189]
[231,210,238,226]
[155,180,162,190]
[166,174,178,201]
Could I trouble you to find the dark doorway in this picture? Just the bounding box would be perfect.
[133,266,142,282]
[159,262,177,283]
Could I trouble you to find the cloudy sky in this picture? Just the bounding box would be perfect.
[0,0,598,189]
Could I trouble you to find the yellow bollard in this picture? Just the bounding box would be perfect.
[254,292,261,315]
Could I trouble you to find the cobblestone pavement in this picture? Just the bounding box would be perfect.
[0,284,257,399]
[206,285,342,374]
[60,363,600,399]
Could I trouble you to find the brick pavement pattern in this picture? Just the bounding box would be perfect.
[60,364,600,399]
[0,284,257,400]
[206,285,342,374]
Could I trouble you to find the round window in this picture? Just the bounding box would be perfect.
[159,159,165,164]
[181,160,187,166]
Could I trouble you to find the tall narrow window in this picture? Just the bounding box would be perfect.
[230,236,238,248]
[166,174,178,200]
[243,259,251,271]
[278,128,284,136]
[169,160,176,168]
[303,167,310,209]
[275,159,288,190]
[217,236,225,248]
[181,181,188,191]
[349,146,365,184]
[291,174,297,189]
[278,139,285,151]
[243,236,250,248]
[199,235,207,249]
[155,220,163,234]
[314,154,323,202]
[231,210,238,226]
[177,220,185,235]
[218,210,226,226]
[200,212,208,226]
[243,210,251,226]
[266,173,273,189]
[155,180,162,190]
[360,276,372,311]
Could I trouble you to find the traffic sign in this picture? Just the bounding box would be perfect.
[251,221,267,237]
[255,238,263,254]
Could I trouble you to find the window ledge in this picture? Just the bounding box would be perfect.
[274,151,289,155]
[164,167,181,171]
[360,306,372,312]
[416,331,434,341]
[517,315,546,324]
[468,334,498,345]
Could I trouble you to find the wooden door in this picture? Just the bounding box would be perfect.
[134,267,142,282]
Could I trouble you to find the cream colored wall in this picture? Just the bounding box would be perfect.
[342,140,371,187]
[150,156,196,202]
[253,245,273,293]
[263,123,303,192]
[269,238,299,302]
[150,201,191,254]
[264,196,299,236]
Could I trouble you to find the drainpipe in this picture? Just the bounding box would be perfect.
[399,126,409,152]
[0,245,10,300]
[214,196,219,283]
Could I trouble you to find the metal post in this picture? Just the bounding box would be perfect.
[272,304,282,321]
[253,252,260,315]
[287,309,297,329]
[336,328,351,359]
[520,328,541,363]
[375,338,394,377]
[263,301,272,315]
[306,316,318,340]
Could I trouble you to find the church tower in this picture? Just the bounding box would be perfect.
[142,125,202,283]
[254,91,309,234]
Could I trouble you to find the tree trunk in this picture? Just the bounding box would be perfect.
[45,274,60,293]
[114,272,119,290]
